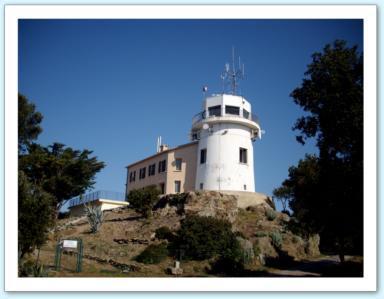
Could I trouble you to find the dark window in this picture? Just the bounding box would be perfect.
[175,158,182,171]
[139,167,146,179]
[200,183,204,190]
[159,183,165,194]
[158,159,167,173]
[240,147,248,164]
[148,164,156,176]
[225,105,240,115]
[175,180,181,193]
[200,149,207,164]
[129,170,136,182]
[208,105,221,117]
[243,109,250,119]
[244,184,247,191]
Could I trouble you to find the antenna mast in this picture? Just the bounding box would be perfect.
[220,46,245,95]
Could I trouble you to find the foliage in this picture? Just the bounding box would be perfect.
[269,232,283,249]
[135,243,169,264]
[127,185,160,218]
[265,209,277,221]
[275,40,363,261]
[155,226,175,241]
[84,203,105,233]
[18,170,55,258]
[174,215,241,261]
[18,93,43,154]
[254,231,268,238]
[19,142,105,211]
[18,260,48,277]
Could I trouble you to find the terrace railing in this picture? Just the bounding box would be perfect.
[68,190,125,208]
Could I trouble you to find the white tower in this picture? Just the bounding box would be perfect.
[191,50,262,192]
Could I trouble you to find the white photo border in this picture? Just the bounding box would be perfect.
[5,4,377,292]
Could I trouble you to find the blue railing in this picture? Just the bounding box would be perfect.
[192,110,260,126]
[68,190,125,208]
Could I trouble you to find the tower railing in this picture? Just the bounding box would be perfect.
[192,110,260,126]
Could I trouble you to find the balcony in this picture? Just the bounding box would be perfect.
[192,110,260,127]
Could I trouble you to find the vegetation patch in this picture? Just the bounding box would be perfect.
[135,243,169,264]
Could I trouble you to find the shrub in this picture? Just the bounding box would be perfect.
[210,255,244,276]
[155,226,175,241]
[270,231,283,249]
[254,231,268,238]
[136,243,169,264]
[174,215,241,261]
[266,209,277,221]
[128,185,160,218]
[84,203,104,233]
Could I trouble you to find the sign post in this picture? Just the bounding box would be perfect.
[54,238,83,272]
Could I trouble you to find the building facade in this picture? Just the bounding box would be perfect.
[126,142,198,196]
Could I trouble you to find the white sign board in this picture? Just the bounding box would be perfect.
[63,240,78,249]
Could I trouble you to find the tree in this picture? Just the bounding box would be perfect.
[275,40,363,262]
[19,142,105,211]
[18,93,43,154]
[127,185,160,218]
[18,170,55,258]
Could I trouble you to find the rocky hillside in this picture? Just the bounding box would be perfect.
[35,191,323,277]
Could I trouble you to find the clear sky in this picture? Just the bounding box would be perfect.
[18,19,363,210]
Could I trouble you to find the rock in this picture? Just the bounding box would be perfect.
[184,191,238,223]
[169,267,183,275]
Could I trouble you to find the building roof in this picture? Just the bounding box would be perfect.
[126,141,198,168]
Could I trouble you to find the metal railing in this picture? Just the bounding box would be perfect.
[192,110,260,126]
[68,190,125,208]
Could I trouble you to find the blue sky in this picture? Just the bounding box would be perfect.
[18,19,363,209]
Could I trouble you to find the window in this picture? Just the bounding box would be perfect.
[200,149,207,164]
[225,105,240,115]
[129,170,136,182]
[200,183,204,190]
[239,147,248,164]
[139,167,146,180]
[244,184,247,191]
[175,180,181,193]
[148,164,156,176]
[158,159,167,173]
[175,158,182,171]
[243,109,250,119]
[159,183,165,194]
[208,105,221,117]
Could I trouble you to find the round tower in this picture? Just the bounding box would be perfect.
[191,94,261,192]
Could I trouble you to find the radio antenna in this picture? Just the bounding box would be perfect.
[220,46,245,95]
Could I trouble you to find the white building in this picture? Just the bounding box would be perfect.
[191,93,261,192]
[126,51,262,195]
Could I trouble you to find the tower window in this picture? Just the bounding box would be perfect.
[208,105,221,117]
[243,109,250,119]
[175,180,181,193]
[200,183,204,190]
[239,147,248,164]
[244,184,247,191]
[225,105,240,115]
[175,158,182,171]
[200,148,207,164]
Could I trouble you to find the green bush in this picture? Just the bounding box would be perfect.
[266,209,277,221]
[155,226,174,241]
[254,231,268,238]
[270,231,283,249]
[128,185,160,218]
[135,243,169,264]
[174,215,241,261]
